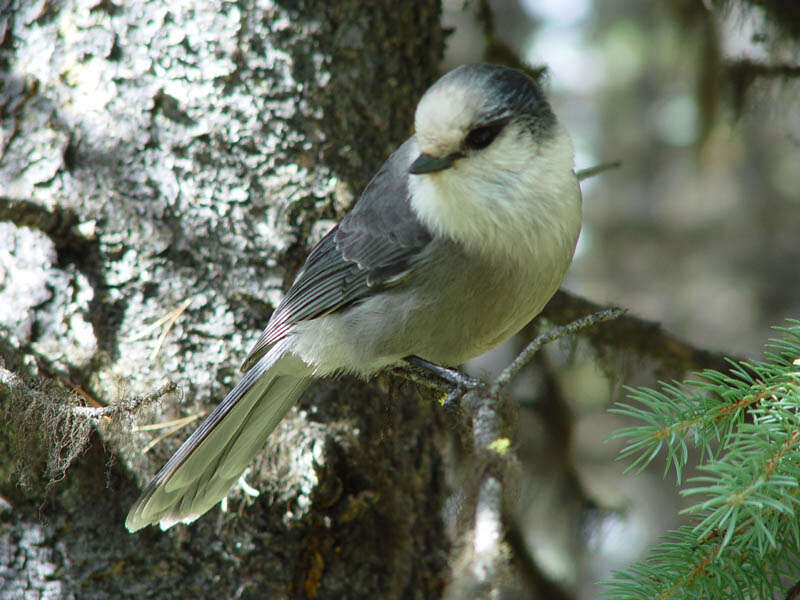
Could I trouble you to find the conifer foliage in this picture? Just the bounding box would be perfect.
[604,321,800,599]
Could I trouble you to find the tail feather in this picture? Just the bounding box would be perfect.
[125,340,311,532]
[214,376,309,480]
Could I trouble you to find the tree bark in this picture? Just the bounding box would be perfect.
[0,1,447,598]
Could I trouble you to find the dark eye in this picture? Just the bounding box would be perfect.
[464,122,505,150]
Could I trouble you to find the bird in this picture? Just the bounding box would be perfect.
[125,63,582,532]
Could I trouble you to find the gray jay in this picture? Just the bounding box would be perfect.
[125,63,582,531]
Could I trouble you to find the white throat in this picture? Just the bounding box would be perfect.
[408,126,582,266]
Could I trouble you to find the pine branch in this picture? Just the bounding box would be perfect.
[603,320,800,599]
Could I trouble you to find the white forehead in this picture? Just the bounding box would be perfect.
[414,78,483,154]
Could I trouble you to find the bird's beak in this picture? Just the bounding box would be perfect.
[409,152,460,175]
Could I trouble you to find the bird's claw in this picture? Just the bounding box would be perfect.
[442,375,485,410]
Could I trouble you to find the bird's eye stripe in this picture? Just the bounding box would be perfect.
[464,120,508,150]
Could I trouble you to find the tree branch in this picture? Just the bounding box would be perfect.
[440,307,619,598]
[541,290,738,376]
[492,307,625,394]
[70,381,179,425]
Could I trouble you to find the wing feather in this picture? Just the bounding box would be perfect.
[241,138,431,372]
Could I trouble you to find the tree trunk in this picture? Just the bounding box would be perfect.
[0,1,447,598]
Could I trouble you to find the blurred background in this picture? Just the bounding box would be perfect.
[443,0,800,597]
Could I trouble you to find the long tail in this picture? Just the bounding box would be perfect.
[125,339,311,531]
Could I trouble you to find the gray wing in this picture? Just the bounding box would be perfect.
[241,138,432,372]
